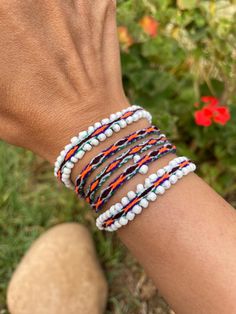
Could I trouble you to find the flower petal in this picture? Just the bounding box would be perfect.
[213,106,231,125]
[194,109,212,127]
[201,96,219,106]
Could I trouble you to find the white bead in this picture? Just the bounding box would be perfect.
[110,113,117,121]
[169,160,178,168]
[157,169,165,177]
[139,198,149,208]
[76,150,85,159]
[164,165,171,173]
[149,174,158,182]
[65,182,73,189]
[71,156,78,163]
[57,155,64,163]
[110,206,116,215]
[83,143,92,151]
[145,178,152,188]
[65,144,73,151]
[121,197,129,206]
[190,163,196,171]
[162,180,171,189]
[132,114,139,121]
[79,131,87,139]
[141,111,146,118]
[102,118,110,125]
[186,165,192,173]
[169,175,178,184]
[136,184,144,193]
[126,211,135,221]
[174,157,182,163]
[182,167,189,175]
[90,138,99,146]
[119,119,127,128]
[97,133,106,141]
[119,217,128,226]
[94,122,102,129]
[114,220,121,228]
[97,216,102,223]
[110,224,117,231]
[155,186,165,195]
[115,203,123,211]
[96,221,103,230]
[116,111,122,118]
[105,129,113,137]
[147,192,157,202]
[127,191,136,200]
[136,111,142,119]
[179,156,187,162]
[66,162,74,169]
[147,113,152,122]
[55,161,60,168]
[175,170,183,178]
[132,205,142,214]
[63,167,71,175]
[71,136,79,144]
[60,150,66,157]
[62,173,70,179]
[139,165,149,174]
[112,124,121,132]
[126,116,133,124]
[88,126,95,134]
[104,211,110,219]
[133,154,141,163]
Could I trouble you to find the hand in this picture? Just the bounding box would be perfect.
[0,0,128,163]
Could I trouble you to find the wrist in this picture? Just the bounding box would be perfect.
[33,95,130,164]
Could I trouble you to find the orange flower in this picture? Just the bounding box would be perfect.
[117,26,133,50]
[139,16,159,38]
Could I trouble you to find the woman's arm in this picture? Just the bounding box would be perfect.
[0,1,236,313]
[68,118,236,314]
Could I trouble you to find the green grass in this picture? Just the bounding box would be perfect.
[0,142,173,313]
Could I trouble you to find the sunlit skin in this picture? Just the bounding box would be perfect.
[0,1,236,313]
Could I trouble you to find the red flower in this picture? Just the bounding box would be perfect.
[194,96,230,127]
[139,16,159,38]
[213,107,231,125]
[194,107,213,127]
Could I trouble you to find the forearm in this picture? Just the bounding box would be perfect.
[119,161,236,313]
[51,110,236,314]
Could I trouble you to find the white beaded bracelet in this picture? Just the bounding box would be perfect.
[54,105,152,189]
[96,156,196,232]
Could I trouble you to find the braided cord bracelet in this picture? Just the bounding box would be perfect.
[85,135,170,203]
[92,143,176,212]
[96,157,196,231]
[55,105,152,188]
[53,104,196,232]
[75,125,160,197]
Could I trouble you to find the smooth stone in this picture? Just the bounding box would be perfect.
[7,223,108,314]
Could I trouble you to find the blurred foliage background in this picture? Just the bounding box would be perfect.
[0,0,236,313]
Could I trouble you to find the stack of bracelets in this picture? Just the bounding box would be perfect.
[54,105,196,232]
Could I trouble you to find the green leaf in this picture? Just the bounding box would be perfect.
[177,0,199,10]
